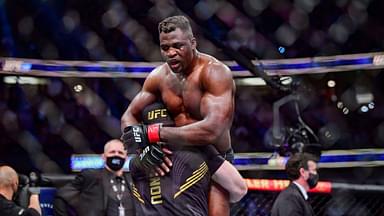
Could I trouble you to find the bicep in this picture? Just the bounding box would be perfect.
[121,74,160,127]
[123,91,156,121]
[200,65,235,125]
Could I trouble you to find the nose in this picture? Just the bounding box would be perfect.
[165,48,177,58]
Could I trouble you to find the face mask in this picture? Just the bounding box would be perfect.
[106,156,126,171]
[307,173,319,189]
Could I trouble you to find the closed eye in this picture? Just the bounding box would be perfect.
[161,45,169,51]
[173,43,183,49]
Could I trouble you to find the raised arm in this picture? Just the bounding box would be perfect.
[160,63,235,148]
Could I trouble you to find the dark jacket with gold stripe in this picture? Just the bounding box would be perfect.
[131,146,223,216]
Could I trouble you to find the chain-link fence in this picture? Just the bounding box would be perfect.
[231,189,384,216]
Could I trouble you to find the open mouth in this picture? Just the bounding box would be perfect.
[168,60,180,70]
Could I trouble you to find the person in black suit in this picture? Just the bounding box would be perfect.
[53,139,135,216]
[271,153,319,216]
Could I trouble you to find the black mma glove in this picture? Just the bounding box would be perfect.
[130,144,165,171]
[122,102,173,154]
[122,123,162,151]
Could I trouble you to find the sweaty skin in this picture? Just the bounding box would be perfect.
[121,26,236,216]
[121,28,235,153]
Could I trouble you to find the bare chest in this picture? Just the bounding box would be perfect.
[161,75,203,123]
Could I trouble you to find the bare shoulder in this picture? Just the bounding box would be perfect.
[199,53,233,81]
[142,64,168,92]
[147,63,168,79]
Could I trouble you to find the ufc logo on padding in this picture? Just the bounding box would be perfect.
[148,109,167,120]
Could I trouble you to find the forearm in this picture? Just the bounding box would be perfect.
[160,119,228,147]
[121,109,140,131]
[28,194,42,215]
[121,90,157,131]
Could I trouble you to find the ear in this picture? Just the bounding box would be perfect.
[299,167,306,177]
[191,37,197,50]
[101,153,106,162]
[12,181,19,194]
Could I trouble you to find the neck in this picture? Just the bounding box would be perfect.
[0,188,13,200]
[295,178,309,191]
[183,50,199,76]
[115,170,123,176]
[105,167,123,176]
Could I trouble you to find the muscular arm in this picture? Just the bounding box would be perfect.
[212,161,247,203]
[120,67,173,175]
[160,63,235,150]
[121,71,160,130]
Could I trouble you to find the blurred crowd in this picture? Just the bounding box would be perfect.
[1,0,384,174]
[1,0,384,60]
[0,69,383,174]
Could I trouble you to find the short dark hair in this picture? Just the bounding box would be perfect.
[158,15,193,38]
[285,153,318,180]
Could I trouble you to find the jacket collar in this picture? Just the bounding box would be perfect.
[293,181,308,200]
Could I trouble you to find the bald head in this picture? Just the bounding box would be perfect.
[103,139,127,160]
[0,166,18,188]
[104,139,126,153]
